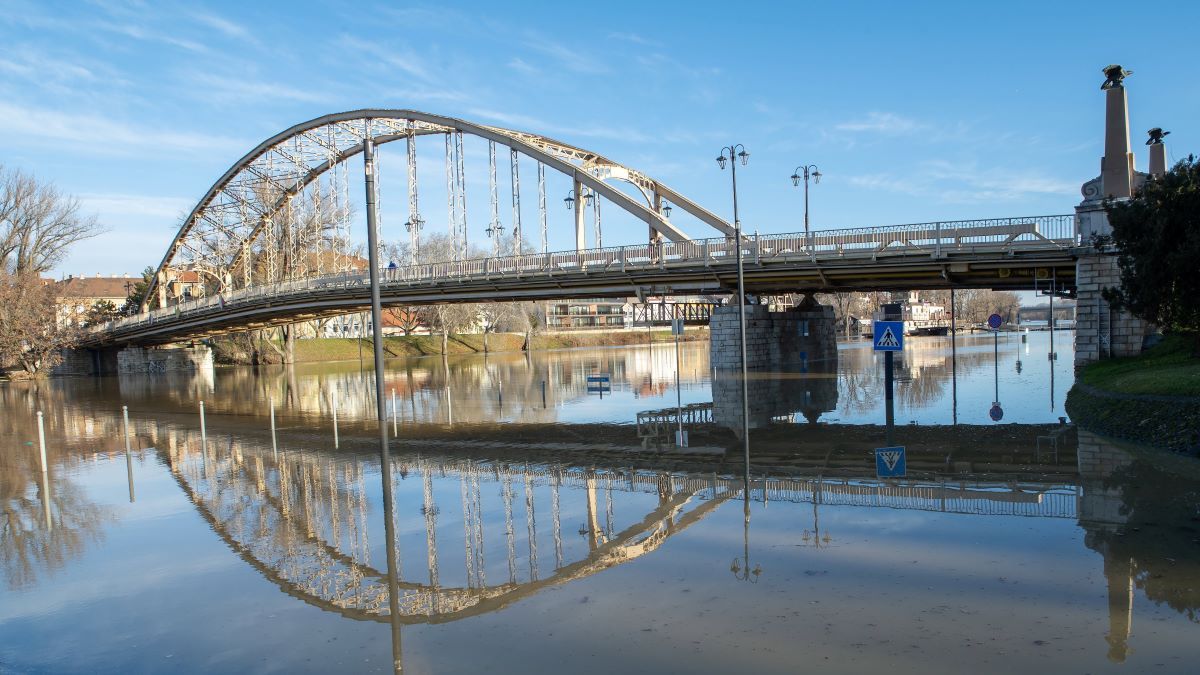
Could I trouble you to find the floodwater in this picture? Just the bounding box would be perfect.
[3,332,1199,673]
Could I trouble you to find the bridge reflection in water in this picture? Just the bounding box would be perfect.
[9,368,1197,672]
[133,417,1083,631]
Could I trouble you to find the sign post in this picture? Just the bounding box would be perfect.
[873,305,904,446]
[988,312,1002,420]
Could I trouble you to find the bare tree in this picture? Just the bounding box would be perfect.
[0,166,103,275]
[0,271,80,376]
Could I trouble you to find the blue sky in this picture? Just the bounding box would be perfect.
[2,0,1197,278]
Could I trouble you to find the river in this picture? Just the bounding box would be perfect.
[2,332,1198,673]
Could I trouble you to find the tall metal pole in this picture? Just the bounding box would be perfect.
[950,288,958,425]
[803,171,810,237]
[364,126,388,422]
[721,145,751,511]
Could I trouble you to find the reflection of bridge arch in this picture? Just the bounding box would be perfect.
[145,109,733,306]
[162,433,734,624]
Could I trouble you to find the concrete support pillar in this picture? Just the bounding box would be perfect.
[116,345,214,376]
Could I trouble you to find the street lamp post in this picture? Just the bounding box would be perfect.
[789,164,821,239]
[717,144,751,513]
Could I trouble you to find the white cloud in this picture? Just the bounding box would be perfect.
[337,35,434,82]
[521,38,610,75]
[609,32,659,47]
[846,161,1076,204]
[0,101,247,157]
[835,112,923,135]
[189,11,252,42]
[78,193,195,221]
[507,57,538,75]
[186,72,331,104]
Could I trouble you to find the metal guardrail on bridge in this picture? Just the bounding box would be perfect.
[97,215,1077,337]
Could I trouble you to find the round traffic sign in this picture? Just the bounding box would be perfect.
[989,403,1004,422]
[987,313,1003,330]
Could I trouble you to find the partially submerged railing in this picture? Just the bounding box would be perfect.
[97,215,1077,335]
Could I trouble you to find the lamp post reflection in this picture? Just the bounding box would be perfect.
[730,492,761,582]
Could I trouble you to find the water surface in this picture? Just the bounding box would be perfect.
[3,334,1198,673]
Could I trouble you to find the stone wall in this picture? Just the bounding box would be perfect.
[53,347,120,377]
[117,346,214,375]
[1074,253,1148,367]
[709,304,836,371]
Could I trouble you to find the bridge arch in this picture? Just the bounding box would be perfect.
[145,109,734,307]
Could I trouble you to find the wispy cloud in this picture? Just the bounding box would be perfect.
[609,32,659,47]
[847,160,1076,204]
[507,57,538,75]
[835,112,923,135]
[337,35,434,82]
[521,38,610,75]
[466,108,653,144]
[189,10,257,46]
[186,72,331,104]
[79,192,195,221]
[0,102,246,157]
[94,19,208,53]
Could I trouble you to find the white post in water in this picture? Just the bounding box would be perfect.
[123,405,135,503]
[199,401,207,450]
[331,389,340,449]
[122,406,131,453]
[391,388,398,435]
[36,411,48,473]
[269,395,278,458]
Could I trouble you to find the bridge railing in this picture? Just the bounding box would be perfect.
[95,214,1076,334]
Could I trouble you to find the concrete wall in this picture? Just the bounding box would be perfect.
[117,346,214,376]
[709,304,837,371]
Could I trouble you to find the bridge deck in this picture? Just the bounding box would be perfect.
[92,216,1078,345]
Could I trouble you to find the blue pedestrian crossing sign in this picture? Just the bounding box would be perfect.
[875,446,907,478]
[873,321,904,352]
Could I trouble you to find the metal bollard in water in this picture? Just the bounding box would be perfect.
[199,401,207,450]
[331,390,339,449]
[122,405,131,453]
[36,411,48,473]
[269,395,278,457]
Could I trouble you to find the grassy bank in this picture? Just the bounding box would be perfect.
[1076,334,1200,396]
[213,329,708,365]
[1066,334,1200,452]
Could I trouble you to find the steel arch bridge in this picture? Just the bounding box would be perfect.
[143,109,731,310]
[87,108,1082,347]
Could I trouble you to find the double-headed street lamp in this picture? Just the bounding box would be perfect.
[790,164,821,238]
[717,144,751,511]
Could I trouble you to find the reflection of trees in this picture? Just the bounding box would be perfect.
[0,383,115,590]
[835,339,1002,417]
[1093,458,1200,622]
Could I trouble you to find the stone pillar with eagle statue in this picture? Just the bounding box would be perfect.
[1074,64,1162,368]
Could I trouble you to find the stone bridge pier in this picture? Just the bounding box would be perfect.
[709,296,839,430]
[56,345,214,377]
